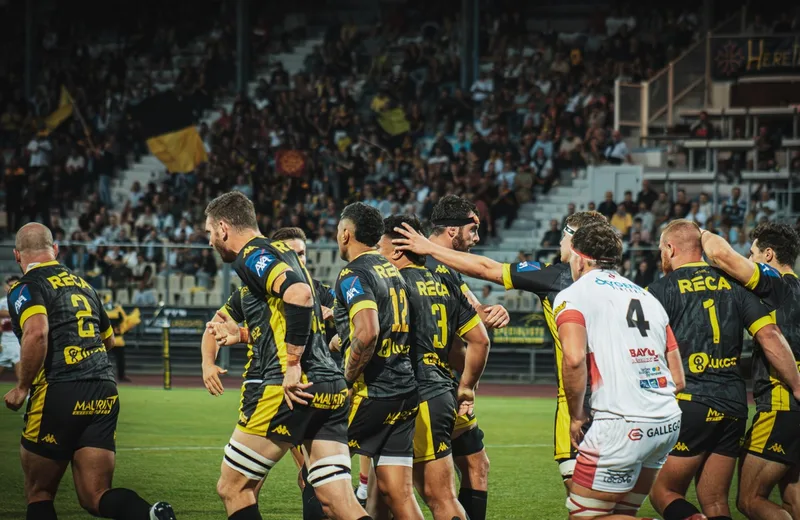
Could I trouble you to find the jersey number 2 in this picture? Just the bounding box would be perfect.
[71,294,96,338]
[626,299,650,337]
[389,287,409,332]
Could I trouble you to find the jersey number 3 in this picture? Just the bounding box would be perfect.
[71,294,96,338]
[626,299,650,337]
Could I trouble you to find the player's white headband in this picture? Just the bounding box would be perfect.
[563,225,576,236]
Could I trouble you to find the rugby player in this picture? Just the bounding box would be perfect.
[648,220,800,520]
[701,222,800,519]
[392,210,608,483]
[379,215,490,520]
[554,223,685,519]
[5,223,175,520]
[392,195,507,520]
[0,274,21,377]
[203,193,370,520]
[333,202,424,520]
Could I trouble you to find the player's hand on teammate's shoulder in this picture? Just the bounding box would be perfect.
[206,311,240,346]
[569,414,588,450]
[456,383,475,417]
[391,222,434,255]
[4,386,26,411]
[282,364,314,410]
[202,363,227,396]
[482,304,510,329]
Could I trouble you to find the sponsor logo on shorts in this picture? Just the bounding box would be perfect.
[769,442,786,454]
[270,425,291,436]
[673,442,690,452]
[628,428,643,441]
[311,389,347,410]
[73,396,118,415]
[602,470,633,485]
[437,442,449,453]
[64,345,107,365]
[41,434,58,444]
[384,406,418,425]
[348,439,361,449]
[646,420,681,437]
[688,352,738,374]
[706,408,725,422]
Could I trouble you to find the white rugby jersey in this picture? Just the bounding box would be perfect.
[553,269,680,422]
[0,294,20,349]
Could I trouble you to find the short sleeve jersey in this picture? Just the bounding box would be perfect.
[648,262,774,418]
[231,237,342,384]
[553,269,680,421]
[334,251,416,399]
[401,265,481,402]
[8,261,114,384]
[744,263,800,412]
[425,257,471,295]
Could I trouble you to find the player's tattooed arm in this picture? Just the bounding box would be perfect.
[344,308,379,385]
[701,230,757,286]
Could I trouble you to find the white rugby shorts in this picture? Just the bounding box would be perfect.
[0,336,20,368]
[572,413,681,493]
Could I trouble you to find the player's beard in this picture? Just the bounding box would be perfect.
[452,230,471,252]
[660,254,673,274]
[211,235,237,263]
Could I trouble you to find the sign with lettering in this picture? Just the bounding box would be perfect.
[710,35,800,80]
[491,312,551,346]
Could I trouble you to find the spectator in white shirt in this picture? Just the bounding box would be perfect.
[173,218,193,241]
[65,147,86,173]
[470,72,494,103]
[686,201,708,228]
[27,134,52,168]
[753,190,778,222]
[604,130,632,165]
[732,229,751,257]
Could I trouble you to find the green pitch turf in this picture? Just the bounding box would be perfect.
[0,384,749,519]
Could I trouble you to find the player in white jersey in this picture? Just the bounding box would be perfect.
[553,224,689,520]
[0,275,21,375]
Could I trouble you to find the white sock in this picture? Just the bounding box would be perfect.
[356,481,368,500]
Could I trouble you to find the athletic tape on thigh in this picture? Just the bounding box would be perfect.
[559,459,577,479]
[307,454,352,488]
[615,492,647,512]
[223,438,276,481]
[566,493,616,517]
[375,455,414,468]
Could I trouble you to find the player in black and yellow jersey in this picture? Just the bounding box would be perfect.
[647,220,800,520]
[701,222,800,519]
[203,193,370,520]
[379,215,490,520]
[104,297,140,383]
[333,202,424,520]
[393,210,607,485]
[4,223,175,520]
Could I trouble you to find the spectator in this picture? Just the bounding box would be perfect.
[753,190,778,223]
[686,201,708,228]
[530,147,555,194]
[603,130,632,165]
[636,179,658,210]
[731,228,751,257]
[722,186,747,227]
[610,203,633,237]
[538,219,561,262]
[651,191,671,228]
[598,191,617,219]
[621,190,636,215]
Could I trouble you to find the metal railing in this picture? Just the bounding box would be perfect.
[615,9,743,137]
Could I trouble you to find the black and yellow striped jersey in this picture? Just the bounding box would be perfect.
[334,250,416,399]
[7,261,114,384]
[425,257,471,296]
[648,262,774,418]
[231,236,342,385]
[745,263,800,412]
[401,265,481,402]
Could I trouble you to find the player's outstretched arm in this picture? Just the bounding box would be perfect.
[754,323,800,401]
[201,311,230,396]
[344,308,379,386]
[392,222,505,284]
[4,314,48,411]
[701,229,756,285]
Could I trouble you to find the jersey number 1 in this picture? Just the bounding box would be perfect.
[389,287,409,332]
[626,299,650,337]
[71,294,96,338]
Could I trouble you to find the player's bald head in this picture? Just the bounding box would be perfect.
[660,219,702,254]
[15,223,54,253]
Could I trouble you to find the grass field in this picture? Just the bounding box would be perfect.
[0,383,749,519]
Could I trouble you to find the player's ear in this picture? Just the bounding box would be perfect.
[52,243,59,258]
[12,249,20,265]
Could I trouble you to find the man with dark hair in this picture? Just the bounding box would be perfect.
[4,223,175,520]
[333,202,423,519]
[554,223,685,519]
[393,210,609,487]
[203,192,370,520]
[379,215,490,520]
[701,222,800,518]
[648,220,800,520]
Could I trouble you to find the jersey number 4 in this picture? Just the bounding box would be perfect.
[626,299,650,337]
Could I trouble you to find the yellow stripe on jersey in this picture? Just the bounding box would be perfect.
[748,314,775,336]
[218,306,231,318]
[554,398,572,460]
[457,314,481,337]
[502,263,514,290]
[676,393,692,401]
[101,326,114,340]
[460,283,469,295]
[23,382,48,442]
[348,300,378,320]
[237,385,285,436]
[746,411,777,453]
[745,264,761,290]
[268,299,287,372]
[20,305,47,329]
[266,262,291,295]
[542,299,564,399]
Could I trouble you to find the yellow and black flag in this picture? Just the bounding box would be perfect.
[129,91,208,173]
[42,86,74,135]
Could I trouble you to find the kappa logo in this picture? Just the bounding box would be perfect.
[553,300,567,318]
[435,264,450,275]
[769,442,786,454]
[242,245,257,257]
[437,442,449,453]
[270,425,291,436]
[41,434,58,445]
[339,268,353,278]
[673,442,690,452]
[348,439,361,449]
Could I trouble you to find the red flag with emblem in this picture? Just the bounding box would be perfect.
[275,149,306,178]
